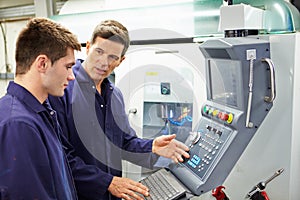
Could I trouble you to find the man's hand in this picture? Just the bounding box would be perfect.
[108,176,149,200]
[152,134,190,163]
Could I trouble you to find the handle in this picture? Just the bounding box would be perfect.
[261,58,276,103]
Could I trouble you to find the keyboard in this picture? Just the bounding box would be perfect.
[139,168,186,200]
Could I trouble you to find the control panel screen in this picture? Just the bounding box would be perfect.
[208,59,242,108]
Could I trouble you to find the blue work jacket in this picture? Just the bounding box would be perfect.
[49,59,159,200]
[0,82,78,199]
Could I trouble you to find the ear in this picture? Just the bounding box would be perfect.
[116,56,126,68]
[86,41,91,54]
[36,55,49,72]
[115,56,125,67]
[120,56,126,63]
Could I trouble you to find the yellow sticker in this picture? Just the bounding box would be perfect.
[146,72,158,76]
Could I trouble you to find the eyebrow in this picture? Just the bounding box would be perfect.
[95,47,120,59]
[95,47,104,51]
[67,61,75,66]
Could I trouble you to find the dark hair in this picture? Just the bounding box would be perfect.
[15,17,81,75]
[90,20,130,57]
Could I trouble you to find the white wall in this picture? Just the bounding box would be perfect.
[0,20,27,96]
[0,20,27,73]
[0,79,10,97]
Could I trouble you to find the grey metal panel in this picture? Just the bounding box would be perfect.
[170,37,274,196]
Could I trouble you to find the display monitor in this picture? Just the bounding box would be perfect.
[207,59,243,109]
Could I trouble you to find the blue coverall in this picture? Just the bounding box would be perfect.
[49,59,159,200]
[0,82,77,199]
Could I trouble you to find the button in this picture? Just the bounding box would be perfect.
[227,113,234,123]
[50,111,54,115]
[212,110,219,116]
[206,125,211,131]
[203,105,210,114]
[216,130,222,136]
[218,112,222,119]
[223,113,229,121]
[219,112,229,121]
[100,105,104,108]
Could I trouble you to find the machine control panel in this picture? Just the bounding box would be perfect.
[170,38,275,196]
[185,120,233,179]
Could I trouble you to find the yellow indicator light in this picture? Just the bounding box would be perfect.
[212,110,219,116]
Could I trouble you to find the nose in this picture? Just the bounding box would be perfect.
[97,54,111,69]
[67,69,75,81]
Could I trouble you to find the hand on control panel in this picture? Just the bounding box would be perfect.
[152,134,190,163]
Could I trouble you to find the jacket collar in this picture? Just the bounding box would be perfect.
[7,81,47,113]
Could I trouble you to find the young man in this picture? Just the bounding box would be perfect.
[0,17,81,199]
[49,19,190,200]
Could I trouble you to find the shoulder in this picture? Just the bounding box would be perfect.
[0,95,32,122]
[0,95,44,133]
[72,59,84,76]
[0,116,44,146]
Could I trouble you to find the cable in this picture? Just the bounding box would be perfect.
[0,22,11,73]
